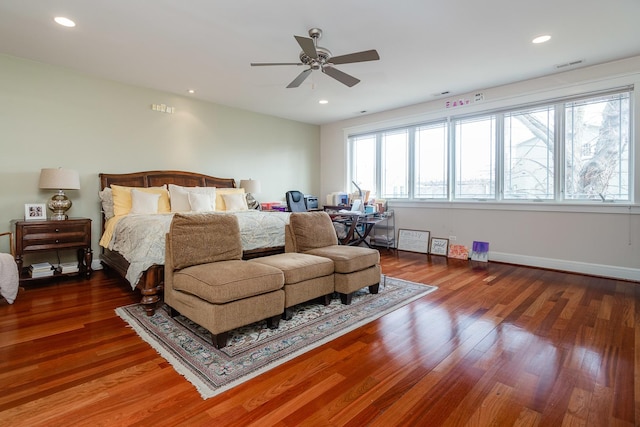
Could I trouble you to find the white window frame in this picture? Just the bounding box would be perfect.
[347,85,635,210]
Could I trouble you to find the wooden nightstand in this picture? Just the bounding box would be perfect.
[11,217,92,283]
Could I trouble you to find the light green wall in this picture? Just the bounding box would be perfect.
[0,54,320,258]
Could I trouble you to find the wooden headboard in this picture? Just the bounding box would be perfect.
[99,170,236,191]
[99,170,237,233]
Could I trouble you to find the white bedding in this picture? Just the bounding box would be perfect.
[100,210,290,288]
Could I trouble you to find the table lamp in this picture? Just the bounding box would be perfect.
[39,168,80,220]
[240,179,261,210]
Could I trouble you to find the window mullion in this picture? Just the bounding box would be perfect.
[408,126,415,199]
[448,117,455,201]
[555,102,565,202]
[496,114,504,201]
[376,133,382,197]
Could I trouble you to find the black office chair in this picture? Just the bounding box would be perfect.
[285,190,307,212]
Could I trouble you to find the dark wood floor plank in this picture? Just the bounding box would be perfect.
[0,252,637,426]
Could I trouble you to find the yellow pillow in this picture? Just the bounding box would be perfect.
[111,184,171,216]
[215,188,245,211]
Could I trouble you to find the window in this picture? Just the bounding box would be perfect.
[380,129,409,199]
[503,106,555,200]
[455,116,496,199]
[350,134,377,198]
[564,93,630,201]
[348,88,633,204]
[415,122,448,199]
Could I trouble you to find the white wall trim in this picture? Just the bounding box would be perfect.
[490,251,640,282]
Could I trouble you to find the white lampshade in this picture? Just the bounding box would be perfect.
[240,179,261,194]
[39,168,80,190]
[39,168,80,220]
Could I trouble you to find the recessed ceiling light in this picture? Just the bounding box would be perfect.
[532,35,551,44]
[188,89,195,94]
[54,17,76,27]
[319,99,328,105]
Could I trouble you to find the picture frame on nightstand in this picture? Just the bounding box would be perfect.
[24,203,46,221]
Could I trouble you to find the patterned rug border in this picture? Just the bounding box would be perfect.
[116,275,437,399]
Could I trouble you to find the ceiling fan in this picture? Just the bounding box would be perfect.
[250,28,380,88]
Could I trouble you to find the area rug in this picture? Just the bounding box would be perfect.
[116,275,437,399]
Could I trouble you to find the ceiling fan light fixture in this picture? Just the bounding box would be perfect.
[251,28,379,89]
[319,99,328,104]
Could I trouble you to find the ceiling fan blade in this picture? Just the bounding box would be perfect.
[322,66,360,87]
[251,62,303,66]
[330,49,380,65]
[286,68,312,88]
[294,35,318,59]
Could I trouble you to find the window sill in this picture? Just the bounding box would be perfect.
[389,200,640,215]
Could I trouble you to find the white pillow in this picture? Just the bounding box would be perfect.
[168,184,191,212]
[190,187,217,210]
[188,192,216,212]
[169,184,217,212]
[221,192,248,211]
[130,189,161,214]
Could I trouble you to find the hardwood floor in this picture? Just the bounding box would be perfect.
[1,251,638,426]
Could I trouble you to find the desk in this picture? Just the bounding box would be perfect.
[327,211,382,247]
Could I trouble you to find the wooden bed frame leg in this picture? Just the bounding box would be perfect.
[140,295,159,316]
[139,266,164,316]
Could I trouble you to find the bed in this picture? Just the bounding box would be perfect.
[99,170,288,315]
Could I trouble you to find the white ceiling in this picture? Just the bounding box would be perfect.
[1,1,639,125]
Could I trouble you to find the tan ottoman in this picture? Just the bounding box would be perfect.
[250,252,334,320]
[303,245,381,304]
[286,211,382,305]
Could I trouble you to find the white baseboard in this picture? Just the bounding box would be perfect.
[489,252,640,282]
[89,252,638,281]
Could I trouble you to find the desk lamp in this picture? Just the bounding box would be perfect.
[39,168,80,220]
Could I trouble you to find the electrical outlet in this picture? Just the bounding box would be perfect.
[449,235,457,241]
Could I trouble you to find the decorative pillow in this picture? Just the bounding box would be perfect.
[99,187,114,220]
[169,184,217,212]
[215,188,245,211]
[188,192,216,212]
[168,184,192,212]
[130,189,161,214]
[111,184,170,216]
[221,192,248,211]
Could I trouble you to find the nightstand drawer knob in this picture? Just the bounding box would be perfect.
[55,239,59,243]
[55,228,60,232]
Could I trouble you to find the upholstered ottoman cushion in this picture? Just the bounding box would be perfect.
[334,264,381,293]
[173,259,284,304]
[304,245,380,273]
[249,253,334,283]
[249,252,335,312]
